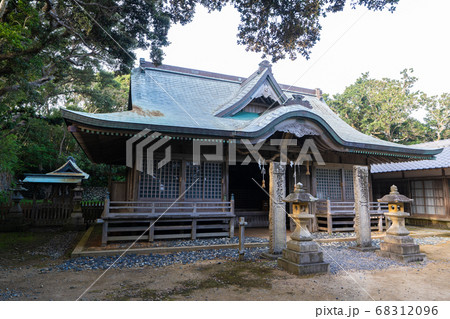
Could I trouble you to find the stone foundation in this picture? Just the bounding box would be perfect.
[277,238,329,276]
[277,258,329,275]
[377,235,425,262]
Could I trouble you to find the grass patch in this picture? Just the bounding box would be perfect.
[138,289,160,300]
[0,232,38,249]
[171,261,275,298]
[102,261,276,301]
[105,293,131,301]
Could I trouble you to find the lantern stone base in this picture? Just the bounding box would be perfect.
[64,212,86,231]
[349,245,379,252]
[376,235,425,262]
[278,258,329,275]
[277,240,329,276]
[377,250,425,263]
[1,212,29,232]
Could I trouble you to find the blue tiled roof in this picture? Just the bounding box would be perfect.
[61,61,442,157]
[371,139,450,173]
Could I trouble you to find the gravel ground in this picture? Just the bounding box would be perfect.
[311,232,357,239]
[120,236,269,249]
[39,247,268,273]
[321,236,450,249]
[1,234,448,301]
[0,288,24,301]
[37,236,449,275]
[25,231,79,259]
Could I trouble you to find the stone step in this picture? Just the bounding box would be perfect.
[377,250,426,263]
[380,242,420,255]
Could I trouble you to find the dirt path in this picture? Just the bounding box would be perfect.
[1,241,449,301]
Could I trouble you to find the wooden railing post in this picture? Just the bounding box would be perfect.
[101,221,108,246]
[101,194,110,246]
[311,202,318,233]
[326,199,332,234]
[101,196,110,219]
[376,202,382,232]
[238,217,247,261]
[229,194,235,238]
[191,203,197,240]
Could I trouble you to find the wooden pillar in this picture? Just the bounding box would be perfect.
[443,176,450,216]
[288,165,295,231]
[268,162,286,255]
[326,199,332,234]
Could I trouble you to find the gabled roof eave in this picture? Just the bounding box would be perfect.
[61,108,442,159]
[214,68,289,117]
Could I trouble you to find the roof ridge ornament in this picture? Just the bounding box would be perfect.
[258,60,272,74]
[139,58,146,73]
[294,182,304,193]
[390,185,400,195]
[315,88,322,100]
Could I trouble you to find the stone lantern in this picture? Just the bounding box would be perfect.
[65,182,85,230]
[277,182,329,275]
[376,185,425,262]
[5,180,28,231]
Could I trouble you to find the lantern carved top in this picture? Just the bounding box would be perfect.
[283,182,318,203]
[9,180,27,193]
[378,185,413,203]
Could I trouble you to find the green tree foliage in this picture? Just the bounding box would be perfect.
[0,73,128,185]
[420,93,450,141]
[0,131,19,175]
[325,70,429,144]
[0,0,399,113]
[0,0,154,115]
[65,73,130,113]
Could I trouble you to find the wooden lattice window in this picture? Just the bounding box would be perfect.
[139,160,181,199]
[316,168,342,200]
[411,180,445,215]
[185,162,203,199]
[186,162,222,200]
[344,169,354,200]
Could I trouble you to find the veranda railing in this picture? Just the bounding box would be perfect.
[315,200,389,233]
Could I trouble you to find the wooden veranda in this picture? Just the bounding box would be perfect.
[100,199,235,245]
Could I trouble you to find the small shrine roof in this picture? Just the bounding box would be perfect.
[23,157,89,184]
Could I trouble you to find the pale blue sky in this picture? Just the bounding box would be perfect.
[136,0,450,103]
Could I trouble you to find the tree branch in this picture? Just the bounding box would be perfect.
[0,76,55,96]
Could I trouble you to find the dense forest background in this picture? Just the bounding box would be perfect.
[0,0,449,201]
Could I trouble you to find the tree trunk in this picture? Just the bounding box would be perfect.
[0,0,9,20]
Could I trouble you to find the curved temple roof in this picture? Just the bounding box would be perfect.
[23,157,90,184]
[61,60,442,159]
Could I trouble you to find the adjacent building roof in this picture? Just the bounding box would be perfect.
[61,60,442,159]
[23,157,90,184]
[371,139,450,173]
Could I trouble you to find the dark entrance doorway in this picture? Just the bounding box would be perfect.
[229,163,269,227]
